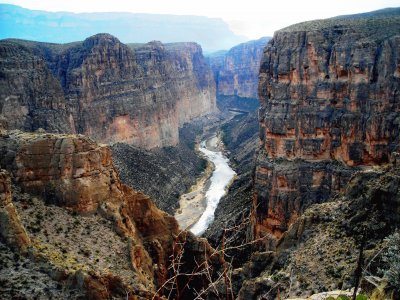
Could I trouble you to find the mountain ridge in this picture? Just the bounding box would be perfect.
[0,4,248,52]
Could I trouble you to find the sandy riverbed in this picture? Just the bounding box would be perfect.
[174,133,236,234]
[174,161,213,230]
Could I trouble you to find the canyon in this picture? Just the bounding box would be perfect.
[208,36,270,99]
[0,6,399,300]
[0,130,225,299]
[0,34,216,149]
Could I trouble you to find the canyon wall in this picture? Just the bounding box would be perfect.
[208,37,270,98]
[254,9,400,242]
[0,130,224,299]
[0,34,216,149]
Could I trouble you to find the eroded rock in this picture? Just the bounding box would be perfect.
[254,9,400,241]
[0,34,217,149]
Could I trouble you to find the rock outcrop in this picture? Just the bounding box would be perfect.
[0,34,216,149]
[208,37,270,99]
[254,9,400,242]
[238,163,400,298]
[0,169,31,252]
[0,131,123,213]
[0,130,225,299]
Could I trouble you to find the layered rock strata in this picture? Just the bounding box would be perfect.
[237,163,400,298]
[0,130,224,299]
[208,37,270,98]
[254,9,400,242]
[0,34,216,149]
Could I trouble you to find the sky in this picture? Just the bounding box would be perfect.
[1,0,399,38]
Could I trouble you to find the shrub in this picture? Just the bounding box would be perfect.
[380,232,400,293]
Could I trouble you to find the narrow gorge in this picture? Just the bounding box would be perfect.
[0,5,400,300]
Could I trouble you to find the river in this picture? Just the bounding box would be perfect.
[174,135,236,236]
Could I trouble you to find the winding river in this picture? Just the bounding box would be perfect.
[174,135,236,236]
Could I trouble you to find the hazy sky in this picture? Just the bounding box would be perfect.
[1,0,399,38]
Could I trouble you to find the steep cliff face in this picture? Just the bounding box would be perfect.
[208,37,270,98]
[0,34,216,149]
[0,131,123,213]
[254,9,400,241]
[0,130,224,299]
[0,42,72,133]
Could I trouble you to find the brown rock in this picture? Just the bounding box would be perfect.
[0,130,225,298]
[0,169,31,252]
[254,9,400,242]
[208,37,270,99]
[0,41,72,133]
[0,35,216,149]
[0,131,123,213]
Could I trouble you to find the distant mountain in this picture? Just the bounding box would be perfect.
[0,4,248,52]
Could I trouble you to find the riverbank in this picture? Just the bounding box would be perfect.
[175,133,236,235]
[174,161,213,230]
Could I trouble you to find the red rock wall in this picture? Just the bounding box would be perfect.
[254,15,400,242]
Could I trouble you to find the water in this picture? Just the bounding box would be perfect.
[190,139,236,236]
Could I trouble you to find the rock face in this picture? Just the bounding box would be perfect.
[238,163,400,298]
[208,37,270,98]
[0,169,31,252]
[0,34,216,149]
[0,130,225,299]
[0,41,72,133]
[0,131,123,213]
[254,9,400,242]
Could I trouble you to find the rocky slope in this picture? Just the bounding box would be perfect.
[0,130,225,299]
[0,34,216,149]
[236,162,400,299]
[254,8,400,242]
[111,121,208,214]
[208,37,270,99]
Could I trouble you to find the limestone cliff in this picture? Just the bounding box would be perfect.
[208,37,270,98]
[0,130,224,299]
[254,9,400,241]
[0,34,216,149]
